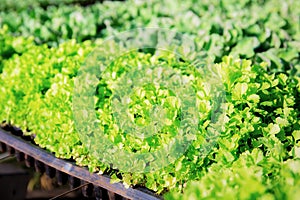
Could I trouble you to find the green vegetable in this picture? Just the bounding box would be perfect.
[0,0,299,199]
[0,0,299,73]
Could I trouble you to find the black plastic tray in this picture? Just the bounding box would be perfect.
[0,127,161,200]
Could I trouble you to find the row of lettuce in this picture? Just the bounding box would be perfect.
[1,0,299,74]
[0,0,98,11]
[1,26,300,199]
[0,0,300,199]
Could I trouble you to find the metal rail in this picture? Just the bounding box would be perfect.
[0,127,161,200]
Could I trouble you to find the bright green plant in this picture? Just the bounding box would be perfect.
[1,28,300,197]
[0,0,299,198]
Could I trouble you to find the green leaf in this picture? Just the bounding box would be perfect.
[247,94,260,103]
[232,82,248,100]
[269,124,280,135]
[278,48,298,62]
[292,130,300,141]
[231,37,259,58]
